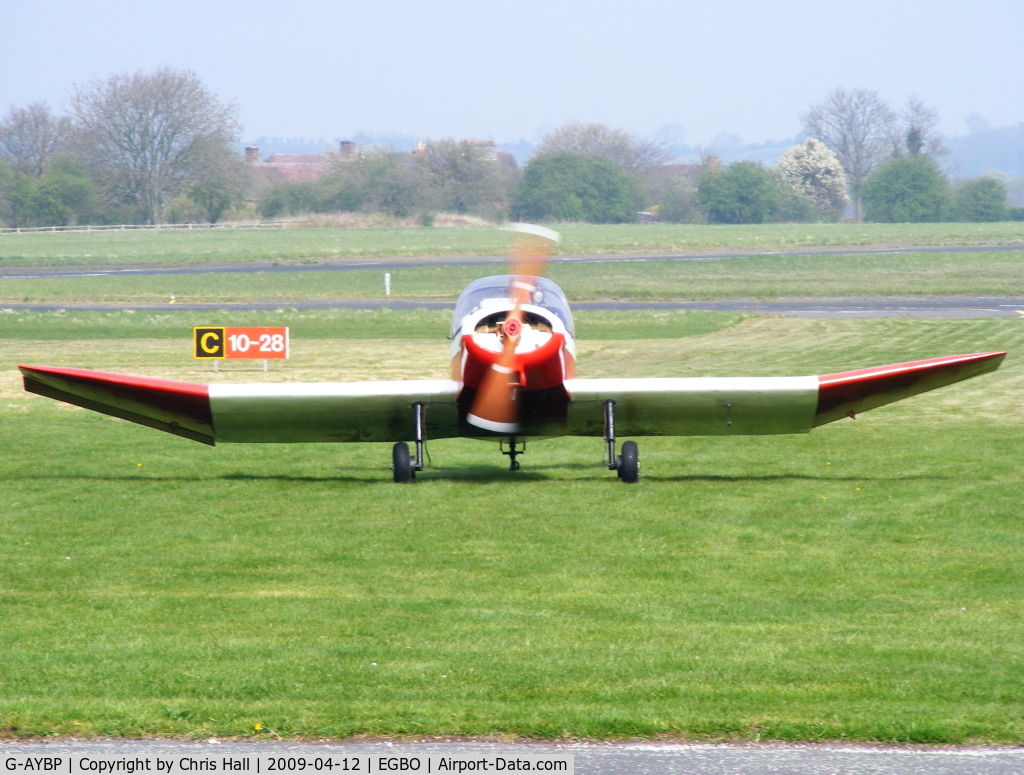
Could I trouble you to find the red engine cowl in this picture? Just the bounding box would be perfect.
[460,332,570,391]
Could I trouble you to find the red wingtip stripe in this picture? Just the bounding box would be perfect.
[19,365,213,430]
[818,351,1007,387]
[815,351,1006,425]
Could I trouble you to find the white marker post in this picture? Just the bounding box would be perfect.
[385,272,391,296]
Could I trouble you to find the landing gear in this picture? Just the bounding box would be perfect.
[617,441,639,484]
[392,441,415,483]
[502,435,525,471]
[392,403,427,483]
[604,400,639,483]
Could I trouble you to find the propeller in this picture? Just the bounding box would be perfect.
[466,224,561,433]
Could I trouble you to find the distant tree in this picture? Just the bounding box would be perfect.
[0,155,99,227]
[0,102,72,178]
[257,180,333,219]
[353,151,429,217]
[954,176,1007,222]
[802,87,897,220]
[537,122,671,170]
[862,156,952,222]
[0,161,13,224]
[635,165,698,223]
[185,152,252,222]
[696,162,780,224]
[900,97,949,159]
[316,147,431,217]
[512,152,641,223]
[70,68,240,223]
[775,139,850,220]
[773,180,819,223]
[418,138,511,216]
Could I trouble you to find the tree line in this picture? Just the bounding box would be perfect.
[0,68,243,228]
[1,71,1019,228]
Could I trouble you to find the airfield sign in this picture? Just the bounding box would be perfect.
[193,326,289,360]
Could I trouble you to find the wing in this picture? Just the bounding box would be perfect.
[21,352,1005,444]
[20,365,459,444]
[564,351,1006,437]
[210,381,458,442]
[21,365,217,444]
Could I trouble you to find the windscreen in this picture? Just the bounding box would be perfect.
[451,275,574,337]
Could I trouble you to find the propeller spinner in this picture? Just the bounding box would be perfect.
[466,224,561,433]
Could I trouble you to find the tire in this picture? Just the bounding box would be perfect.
[618,441,639,483]
[392,442,415,483]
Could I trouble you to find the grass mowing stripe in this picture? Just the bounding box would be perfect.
[1,222,1022,268]
[0,308,745,342]
[1,314,1022,742]
[3,249,1022,303]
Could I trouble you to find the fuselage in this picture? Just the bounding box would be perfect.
[449,276,576,435]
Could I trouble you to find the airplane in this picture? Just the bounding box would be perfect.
[19,224,1006,484]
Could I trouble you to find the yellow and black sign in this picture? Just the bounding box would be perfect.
[193,326,289,359]
[193,327,225,359]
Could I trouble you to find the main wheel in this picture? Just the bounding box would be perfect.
[618,441,639,483]
[392,442,415,483]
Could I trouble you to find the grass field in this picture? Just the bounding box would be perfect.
[1,311,1022,742]
[3,249,1023,304]
[1,221,1023,269]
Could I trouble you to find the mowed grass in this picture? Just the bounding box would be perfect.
[1,313,1022,742]
[1,221,1023,268]
[0,308,742,342]
[3,249,1024,303]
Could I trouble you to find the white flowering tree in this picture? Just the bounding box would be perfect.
[775,139,850,220]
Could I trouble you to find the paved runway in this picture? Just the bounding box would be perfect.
[2,739,1023,775]
[4,296,1024,318]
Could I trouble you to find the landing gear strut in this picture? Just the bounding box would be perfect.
[502,435,525,471]
[604,400,639,483]
[392,402,427,483]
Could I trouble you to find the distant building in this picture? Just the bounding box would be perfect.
[410,138,518,170]
[496,151,519,172]
[245,140,356,185]
[245,137,519,186]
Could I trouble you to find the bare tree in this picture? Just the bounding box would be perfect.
[70,68,240,223]
[418,138,511,216]
[0,102,71,177]
[901,96,949,159]
[537,121,672,170]
[802,88,897,220]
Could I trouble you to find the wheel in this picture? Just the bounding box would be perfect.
[392,442,415,483]
[618,441,639,483]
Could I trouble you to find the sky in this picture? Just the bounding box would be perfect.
[3,0,1022,148]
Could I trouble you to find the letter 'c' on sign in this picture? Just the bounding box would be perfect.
[193,327,225,358]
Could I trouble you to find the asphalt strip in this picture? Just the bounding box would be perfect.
[2,739,1023,775]
[3,296,1024,318]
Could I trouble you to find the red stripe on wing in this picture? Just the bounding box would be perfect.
[20,365,214,444]
[814,351,1006,426]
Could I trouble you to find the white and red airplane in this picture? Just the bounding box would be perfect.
[20,225,1006,483]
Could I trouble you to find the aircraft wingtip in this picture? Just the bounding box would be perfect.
[814,351,1007,426]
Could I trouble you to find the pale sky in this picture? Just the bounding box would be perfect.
[3,0,1022,146]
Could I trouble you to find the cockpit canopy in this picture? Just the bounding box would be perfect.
[451,275,574,338]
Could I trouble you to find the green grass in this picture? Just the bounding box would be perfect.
[1,313,1022,742]
[3,249,1023,304]
[0,308,743,342]
[1,222,1022,268]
